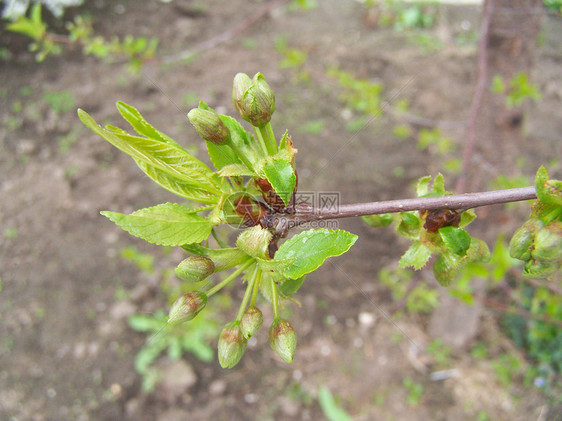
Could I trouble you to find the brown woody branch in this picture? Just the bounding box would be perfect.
[282,186,536,228]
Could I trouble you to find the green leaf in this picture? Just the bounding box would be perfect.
[218,164,257,177]
[279,275,305,296]
[101,203,213,246]
[417,175,432,197]
[318,386,352,421]
[433,173,446,195]
[439,227,471,256]
[206,140,242,170]
[116,101,184,149]
[256,257,296,273]
[181,244,248,271]
[263,158,296,206]
[536,166,562,206]
[459,209,476,228]
[136,160,219,204]
[275,229,358,279]
[128,313,165,333]
[399,241,433,270]
[78,109,220,194]
[362,213,393,228]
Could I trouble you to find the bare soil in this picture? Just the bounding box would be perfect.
[1,1,561,420]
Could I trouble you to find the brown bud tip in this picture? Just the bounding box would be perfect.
[168,291,207,325]
[269,318,297,363]
[218,321,247,368]
[175,256,215,283]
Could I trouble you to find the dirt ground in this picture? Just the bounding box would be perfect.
[1,1,561,420]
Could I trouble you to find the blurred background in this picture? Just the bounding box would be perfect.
[1,0,561,420]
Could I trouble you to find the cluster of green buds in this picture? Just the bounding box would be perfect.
[80,72,357,370]
[509,167,562,279]
[169,73,300,368]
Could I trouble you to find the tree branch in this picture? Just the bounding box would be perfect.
[283,186,536,227]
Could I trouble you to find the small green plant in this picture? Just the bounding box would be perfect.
[120,245,155,274]
[317,386,352,421]
[492,72,541,109]
[491,352,524,388]
[426,338,452,367]
[5,3,157,72]
[403,376,424,405]
[128,309,220,392]
[328,67,383,116]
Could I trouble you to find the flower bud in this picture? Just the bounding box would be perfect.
[168,291,207,325]
[232,72,252,112]
[175,256,215,283]
[269,318,297,363]
[240,306,263,339]
[509,218,543,261]
[236,226,273,259]
[432,254,456,287]
[187,107,230,145]
[218,321,247,368]
[232,72,275,127]
[532,222,562,262]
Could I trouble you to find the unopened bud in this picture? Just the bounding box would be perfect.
[269,318,297,363]
[168,291,207,325]
[232,72,275,127]
[218,321,247,368]
[240,306,263,339]
[236,226,273,259]
[175,256,215,283]
[509,218,543,261]
[188,107,230,145]
[532,222,562,262]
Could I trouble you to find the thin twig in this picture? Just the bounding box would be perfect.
[162,0,290,64]
[456,0,493,193]
[284,186,536,227]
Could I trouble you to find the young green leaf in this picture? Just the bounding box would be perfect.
[116,101,183,149]
[78,109,221,194]
[399,241,433,270]
[275,229,358,279]
[417,175,432,197]
[218,164,257,177]
[536,166,562,206]
[263,158,296,207]
[256,257,296,273]
[439,226,471,257]
[101,203,213,246]
[136,160,220,204]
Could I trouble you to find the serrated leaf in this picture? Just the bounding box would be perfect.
[439,226,471,256]
[536,166,562,206]
[101,203,213,246]
[263,159,296,206]
[275,229,358,279]
[181,244,248,271]
[417,176,432,197]
[78,109,220,194]
[136,160,219,204]
[218,164,257,177]
[116,101,183,148]
[399,241,433,269]
[433,173,446,194]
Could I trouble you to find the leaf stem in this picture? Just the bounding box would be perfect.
[259,123,278,155]
[250,268,262,306]
[271,279,280,320]
[253,126,270,157]
[236,266,259,321]
[207,258,254,297]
